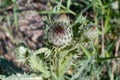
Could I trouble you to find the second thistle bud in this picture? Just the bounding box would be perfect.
[84,24,98,40]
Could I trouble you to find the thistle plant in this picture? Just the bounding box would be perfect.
[11,12,99,80]
[47,13,73,80]
[46,13,98,79]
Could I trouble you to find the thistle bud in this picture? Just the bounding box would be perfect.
[84,24,98,39]
[48,14,72,46]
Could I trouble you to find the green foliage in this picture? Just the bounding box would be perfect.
[0,0,13,9]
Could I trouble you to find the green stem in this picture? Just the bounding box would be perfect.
[55,47,60,80]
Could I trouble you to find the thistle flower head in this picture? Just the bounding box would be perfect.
[48,14,72,46]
